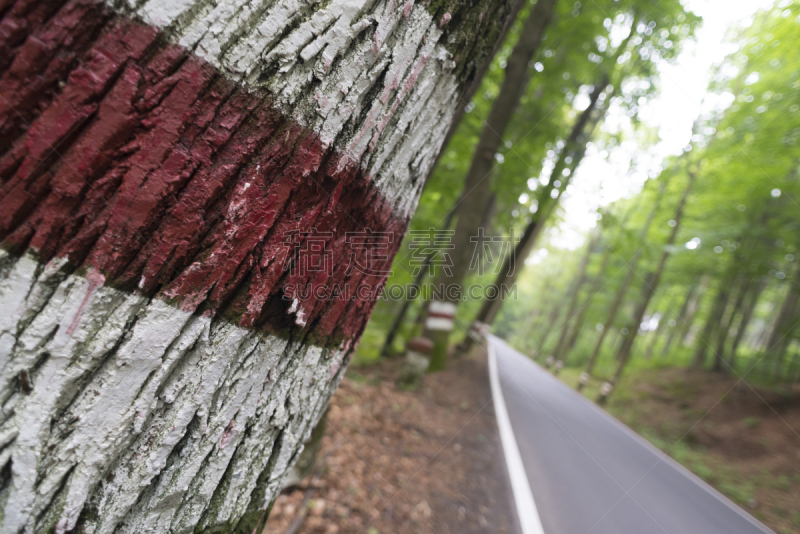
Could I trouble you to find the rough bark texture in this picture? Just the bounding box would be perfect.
[0,0,518,532]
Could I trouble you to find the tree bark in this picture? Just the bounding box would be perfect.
[0,0,517,531]
[423,0,559,370]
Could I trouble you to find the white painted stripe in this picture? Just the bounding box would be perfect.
[429,300,457,315]
[487,339,546,534]
[0,252,345,534]
[425,316,454,331]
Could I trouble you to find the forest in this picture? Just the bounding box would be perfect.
[0,0,797,532]
[359,1,800,395]
[326,0,800,532]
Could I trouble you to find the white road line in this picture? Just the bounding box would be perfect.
[487,338,546,534]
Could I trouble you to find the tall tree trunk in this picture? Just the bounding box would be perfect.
[711,272,745,372]
[644,292,678,360]
[562,206,636,373]
[729,275,768,368]
[414,192,495,343]
[692,285,731,368]
[677,275,711,348]
[0,0,517,531]
[423,0,558,370]
[459,79,609,356]
[661,283,697,357]
[536,297,567,358]
[712,272,749,372]
[600,170,696,402]
[561,246,613,365]
[434,16,640,363]
[584,177,668,377]
[524,278,560,351]
[551,232,601,361]
[766,267,800,379]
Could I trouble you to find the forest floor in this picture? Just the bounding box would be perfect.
[559,366,800,534]
[263,347,518,534]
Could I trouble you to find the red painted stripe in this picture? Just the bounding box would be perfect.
[427,311,456,319]
[0,1,405,344]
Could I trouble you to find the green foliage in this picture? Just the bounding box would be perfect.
[356,0,700,364]
[498,3,800,382]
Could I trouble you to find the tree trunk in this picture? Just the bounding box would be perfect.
[712,272,747,372]
[417,191,495,357]
[600,170,696,403]
[561,243,613,363]
[692,285,731,368]
[536,298,567,358]
[562,206,636,373]
[766,267,800,379]
[423,0,558,370]
[551,232,600,362]
[677,275,711,348]
[457,79,609,359]
[661,283,697,357]
[584,177,668,377]
[473,79,607,327]
[0,0,517,531]
[729,275,768,368]
[524,280,559,351]
[644,292,678,360]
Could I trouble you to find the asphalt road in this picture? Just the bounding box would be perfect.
[489,335,774,534]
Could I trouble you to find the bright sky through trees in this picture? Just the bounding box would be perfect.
[546,0,776,252]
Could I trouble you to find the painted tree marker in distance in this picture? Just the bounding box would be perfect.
[0,0,519,531]
[426,300,458,331]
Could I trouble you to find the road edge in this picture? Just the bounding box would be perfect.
[487,337,546,534]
